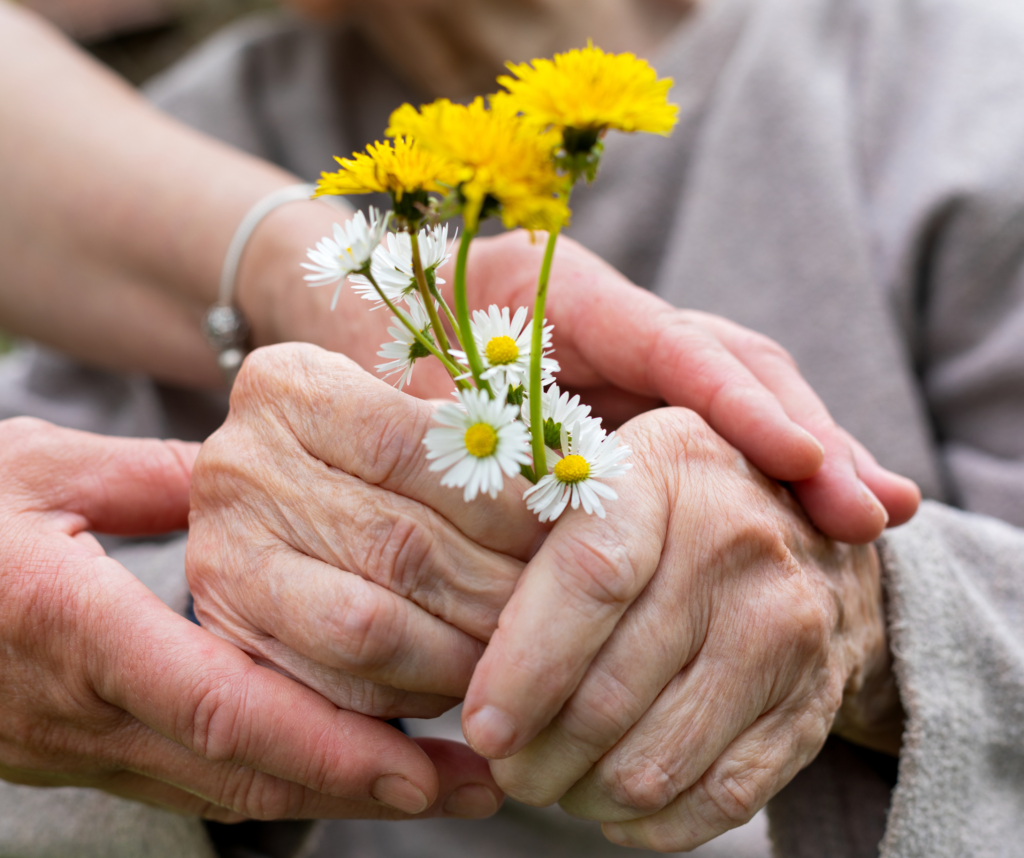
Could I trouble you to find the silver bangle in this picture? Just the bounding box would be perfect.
[204,183,345,388]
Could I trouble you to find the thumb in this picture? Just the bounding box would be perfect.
[7,417,198,535]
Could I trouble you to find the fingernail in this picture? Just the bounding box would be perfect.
[859,479,889,527]
[371,775,429,815]
[464,705,517,757]
[603,823,635,847]
[443,784,501,818]
[799,426,826,460]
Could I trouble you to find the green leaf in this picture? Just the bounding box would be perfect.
[543,417,562,450]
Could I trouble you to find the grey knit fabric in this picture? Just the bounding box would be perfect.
[2,0,1024,854]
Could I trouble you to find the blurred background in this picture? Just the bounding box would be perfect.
[0,0,279,353]
[22,0,278,84]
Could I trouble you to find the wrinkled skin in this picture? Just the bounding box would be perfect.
[461,408,904,851]
[0,417,502,822]
[188,346,903,848]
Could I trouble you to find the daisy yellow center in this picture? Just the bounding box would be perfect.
[554,454,590,484]
[485,335,520,366]
[464,423,498,458]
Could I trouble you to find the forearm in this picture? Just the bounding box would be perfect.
[0,4,370,388]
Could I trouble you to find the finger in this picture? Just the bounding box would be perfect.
[413,739,504,819]
[461,411,695,760]
[553,298,827,481]
[695,314,886,541]
[3,417,198,534]
[840,427,920,527]
[89,771,249,822]
[704,316,920,528]
[88,560,443,814]
[232,345,544,560]
[558,655,771,823]
[600,706,827,852]
[194,546,486,704]
[487,522,708,806]
[99,735,501,821]
[696,314,912,541]
[514,246,823,481]
[190,431,525,702]
[458,233,826,482]
[558,561,836,824]
[195,424,525,644]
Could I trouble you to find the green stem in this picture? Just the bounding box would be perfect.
[430,283,462,347]
[529,228,560,476]
[365,270,468,386]
[453,228,493,397]
[409,229,454,360]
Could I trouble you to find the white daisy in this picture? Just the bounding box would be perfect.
[350,223,453,306]
[375,294,434,390]
[523,418,632,522]
[424,388,532,502]
[302,208,390,310]
[450,305,560,393]
[521,383,592,436]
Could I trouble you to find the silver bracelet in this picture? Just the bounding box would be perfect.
[204,183,345,388]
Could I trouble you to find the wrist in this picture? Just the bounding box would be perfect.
[832,544,905,756]
[235,197,387,367]
[235,198,336,348]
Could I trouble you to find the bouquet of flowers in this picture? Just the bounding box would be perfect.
[303,44,677,523]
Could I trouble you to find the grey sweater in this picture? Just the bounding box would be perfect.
[1,0,1023,855]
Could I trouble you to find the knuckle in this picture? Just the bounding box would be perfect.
[231,343,309,405]
[550,532,642,612]
[767,573,835,662]
[0,416,55,449]
[334,675,451,719]
[326,584,407,676]
[357,400,432,487]
[186,673,249,764]
[741,331,797,369]
[562,667,644,753]
[626,407,718,474]
[698,769,762,828]
[186,427,258,515]
[232,343,343,434]
[358,507,435,596]
[236,777,305,821]
[606,754,682,815]
[651,313,703,371]
[0,417,63,488]
[489,757,557,807]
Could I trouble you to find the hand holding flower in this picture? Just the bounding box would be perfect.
[462,405,903,850]
[301,43,919,543]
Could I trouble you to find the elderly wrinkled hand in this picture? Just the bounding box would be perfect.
[186,343,544,723]
[0,417,498,822]
[461,405,904,852]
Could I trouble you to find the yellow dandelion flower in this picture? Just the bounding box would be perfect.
[388,97,569,232]
[314,137,460,202]
[498,43,678,138]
